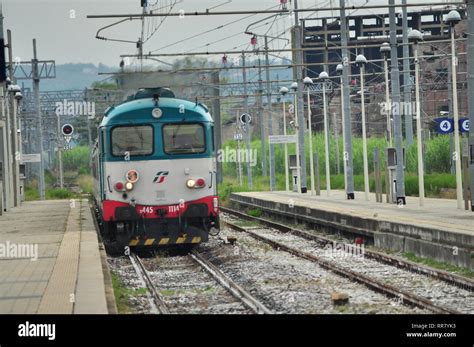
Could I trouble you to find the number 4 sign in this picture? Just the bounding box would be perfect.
[436,118,453,134]
[435,118,469,134]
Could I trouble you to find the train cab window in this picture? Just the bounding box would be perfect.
[163,124,206,154]
[111,125,153,157]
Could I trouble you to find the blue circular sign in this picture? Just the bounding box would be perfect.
[460,118,469,132]
[438,119,453,134]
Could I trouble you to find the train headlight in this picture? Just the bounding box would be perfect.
[126,169,139,183]
[186,178,206,189]
[125,182,134,191]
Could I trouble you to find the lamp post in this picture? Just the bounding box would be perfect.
[303,76,315,195]
[280,86,290,192]
[7,83,21,206]
[319,71,331,196]
[446,10,463,209]
[380,42,392,146]
[408,29,425,206]
[336,63,347,192]
[290,82,301,193]
[356,54,369,201]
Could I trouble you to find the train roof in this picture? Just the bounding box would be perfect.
[100,97,213,127]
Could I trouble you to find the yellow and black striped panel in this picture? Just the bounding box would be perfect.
[129,236,202,246]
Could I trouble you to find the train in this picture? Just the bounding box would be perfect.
[92,87,220,255]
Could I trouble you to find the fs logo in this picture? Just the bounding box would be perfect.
[153,171,169,184]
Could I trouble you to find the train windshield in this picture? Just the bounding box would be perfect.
[111,125,154,157]
[163,123,206,154]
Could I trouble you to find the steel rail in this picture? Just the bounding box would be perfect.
[130,254,170,314]
[189,250,273,314]
[221,211,461,314]
[220,207,474,292]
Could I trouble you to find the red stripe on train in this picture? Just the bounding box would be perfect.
[101,196,219,221]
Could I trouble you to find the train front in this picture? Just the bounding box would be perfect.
[94,93,219,254]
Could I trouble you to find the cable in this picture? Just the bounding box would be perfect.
[149,4,281,53]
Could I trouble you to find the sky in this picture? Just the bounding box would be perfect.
[1,0,451,68]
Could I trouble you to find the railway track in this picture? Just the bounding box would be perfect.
[221,207,473,314]
[129,250,272,314]
[129,253,170,314]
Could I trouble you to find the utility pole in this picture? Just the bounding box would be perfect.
[389,0,406,205]
[402,0,413,145]
[333,112,340,175]
[468,0,474,212]
[6,30,20,207]
[446,10,463,209]
[257,58,267,177]
[242,52,252,189]
[293,0,307,193]
[265,36,276,190]
[339,0,355,199]
[448,60,455,175]
[0,7,12,211]
[211,71,223,184]
[32,39,45,200]
[56,112,64,189]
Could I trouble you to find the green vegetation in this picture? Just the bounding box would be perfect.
[247,208,263,218]
[403,252,474,279]
[111,271,149,314]
[218,134,459,202]
[25,146,93,201]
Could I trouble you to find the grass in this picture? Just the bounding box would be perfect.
[25,186,78,201]
[218,173,457,203]
[76,174,94,194]
[160,289,176,296]
[218,134,459,203]
[222,134,453,178]
[111,272,132,314]
[24,145,94,201]
[111,271,148,314]
[247,208,263,218]
[403,252,474,279]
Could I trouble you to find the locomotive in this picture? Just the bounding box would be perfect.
[92,87,220,254]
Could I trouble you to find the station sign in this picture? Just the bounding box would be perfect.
[460,118,469,133]
[21,154,41,163]
[269,135,297,144]
[435,118,469,134]
[435,118,453,134]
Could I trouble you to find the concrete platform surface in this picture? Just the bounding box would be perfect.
[231,190,474,269]
[0,199,108,314]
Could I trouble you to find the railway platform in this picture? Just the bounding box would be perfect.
[230,191,474,270]
[0,199,110,314]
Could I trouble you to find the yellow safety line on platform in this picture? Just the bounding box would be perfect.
[37,204,80,314]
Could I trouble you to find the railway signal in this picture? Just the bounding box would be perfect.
[239,113,251,125]
[61,124,74,137]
